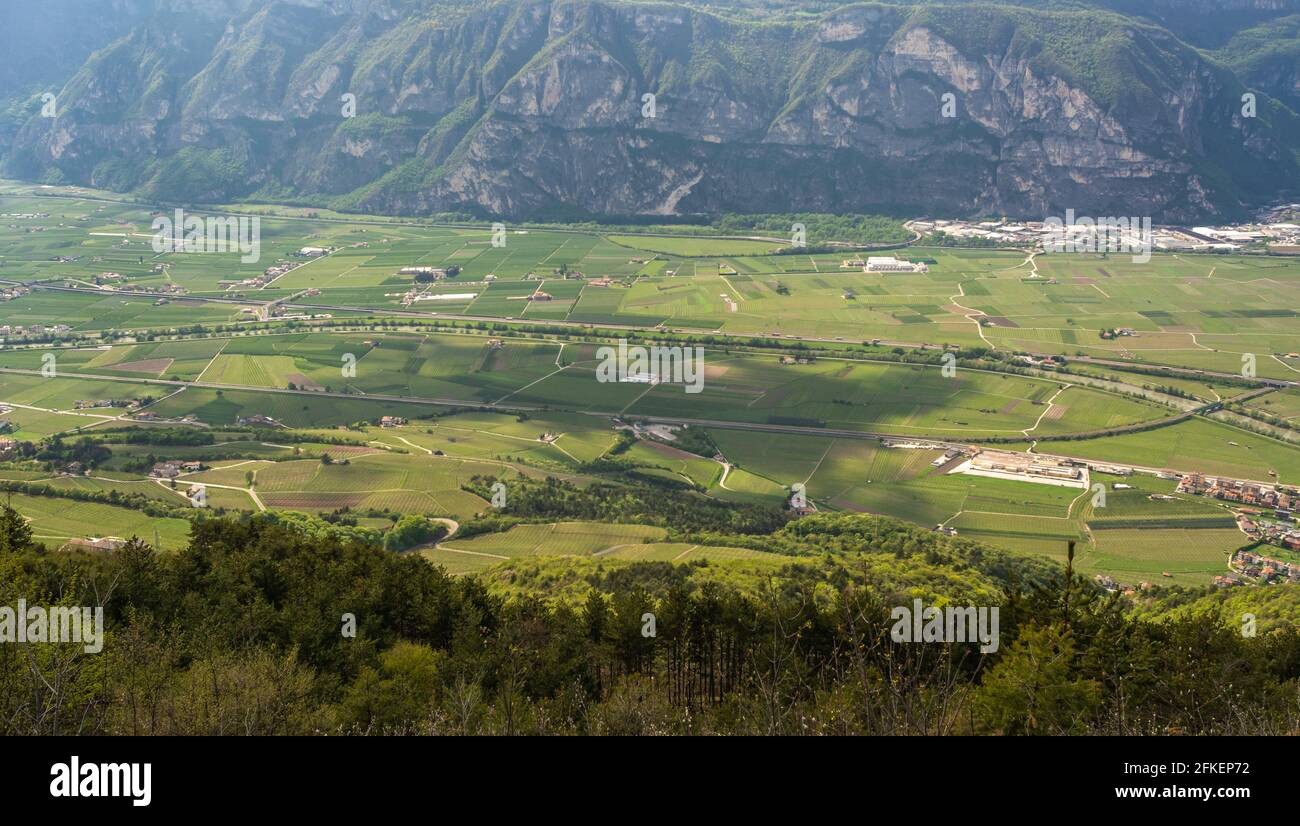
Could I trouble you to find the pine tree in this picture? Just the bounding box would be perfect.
[0,500,32,554]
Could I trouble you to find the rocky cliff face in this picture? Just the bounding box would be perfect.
[3,0,1298,221]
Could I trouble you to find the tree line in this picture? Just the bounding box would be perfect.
[3,505,1300,735]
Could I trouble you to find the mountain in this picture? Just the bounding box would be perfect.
[2,0,1298,221]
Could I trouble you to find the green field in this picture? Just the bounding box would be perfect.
[4,193,1297,374]
[6,492,193,550]
[2,189,1298,592]
[1051,419,1300,484]
[188,451,497,518]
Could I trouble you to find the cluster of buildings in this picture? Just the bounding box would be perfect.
[0,323,72,339]
[840,255,929,273]
[0,286,30,301]
[1182,220,1300,254]
[379,416,406,427]
[953,449,1087,489]
[1170,472,1300,586]
[149,460,205,478]
[64,536,129,552]
[1013,354,1066,368]
[223,260,304,290]
[120,282,187,297]
[73,398,140,410]
[92,279,186,295]
[1236,516,1300,549]
[616,419,687,445]
[1226,548,1300,585]
[910,219,1043,245]
[1177,474,1295,512]
[1097,576,1174,594]
[866,256,929,273]
[908,214,1300,254]
[267,303,325,321]
[236,414,279,427]
[130,411,200,424]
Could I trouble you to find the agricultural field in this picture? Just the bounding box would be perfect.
[4,492,193,551]
[2,187,1299,592]
[186,451,497,518]
[438,521,668,557]
[2,330,1178,440]
[703,424,1257,585]
[420,525,785,574]
[422,521,687,574]
[6,192,1298,377]
[1047,419,1300,484]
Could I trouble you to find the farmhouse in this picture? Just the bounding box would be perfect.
[379,416,406,427]
[149,461,183,478]
[75,399,130,410]
[66,536,129,552]
[865,256,928,273]
[237,414,279,427]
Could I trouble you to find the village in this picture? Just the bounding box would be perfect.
[0,322,72,340]
[873,439,1300,590]
[1176,474,1300,586]
[219,246,335,291]
[908,208,1300,255]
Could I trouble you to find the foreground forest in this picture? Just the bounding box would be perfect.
[4,502,1300,736]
